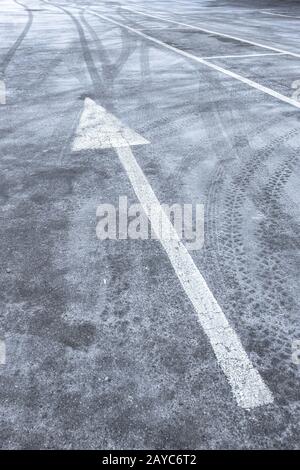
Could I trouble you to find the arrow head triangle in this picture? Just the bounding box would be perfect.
[72,98,150,152]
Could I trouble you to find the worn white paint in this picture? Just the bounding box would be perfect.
[0,340,6,365]
[120,6,300,59]
[73,98,274,409]
[88,10,300,110]
[72,98,149,151]
[262,11,300,19]
[202,52,287,60]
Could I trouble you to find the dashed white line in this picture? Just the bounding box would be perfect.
[88,10,300,110]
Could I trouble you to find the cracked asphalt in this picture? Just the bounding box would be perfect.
[0,0,300,449]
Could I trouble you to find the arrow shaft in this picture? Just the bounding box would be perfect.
[115,144,273,409]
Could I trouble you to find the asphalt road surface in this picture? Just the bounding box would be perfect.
[0,0,300,449]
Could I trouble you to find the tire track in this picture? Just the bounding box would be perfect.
[80,10,138,113]
[81,10,136,81]
[254,149,300,366]
[85,7,219,204]
[42,0,108,103]
[0,0,33,77]
[208,123,300,398]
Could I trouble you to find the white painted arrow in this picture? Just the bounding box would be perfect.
[72,98,149,151]
[72,98,274,409]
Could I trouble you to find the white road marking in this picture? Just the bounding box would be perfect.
[73,98,274,409]
[120,6,300,59]
[139,27,191,31]
[262,11,300,19]
[0,340,6,365]
[88,10,300,110]
[72,98,149,151]
[202,52,286,60]
[0,79,6,105]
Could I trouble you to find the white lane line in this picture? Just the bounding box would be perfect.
[202,52,286,60]
[139,27,192,31]
[0,80,5,105]
[120,6,300,59]
[74,98,273,409]
[0,340,6,365]
[88,10,300,110]
[262,11,300,19]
